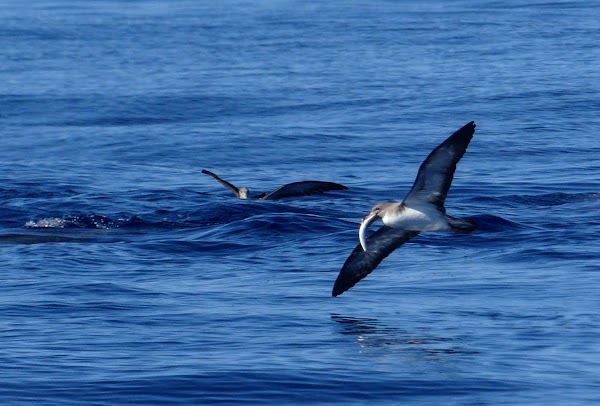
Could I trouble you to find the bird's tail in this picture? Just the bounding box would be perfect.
[446,216,479,233]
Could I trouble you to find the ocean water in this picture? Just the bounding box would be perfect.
[1,0,599,404]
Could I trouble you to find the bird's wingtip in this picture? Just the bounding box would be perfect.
[331,280,347,297]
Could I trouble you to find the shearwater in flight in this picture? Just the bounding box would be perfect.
[202,169,348,200]
[332,121,479,297]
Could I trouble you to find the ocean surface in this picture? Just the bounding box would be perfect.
[1,0,599,404]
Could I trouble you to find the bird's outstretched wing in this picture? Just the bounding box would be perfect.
[332,227,420,296]
[201,169,241,198]
[262,181,348,200]
[403,121,475,212]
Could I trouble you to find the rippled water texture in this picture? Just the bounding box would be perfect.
[1,1,599,404]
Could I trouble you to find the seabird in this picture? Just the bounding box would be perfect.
[332,121,479,297]
[202,169,348,200]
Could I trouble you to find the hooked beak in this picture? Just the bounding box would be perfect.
[359,211,380,252]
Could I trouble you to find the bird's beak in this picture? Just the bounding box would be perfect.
[359,211,379,252]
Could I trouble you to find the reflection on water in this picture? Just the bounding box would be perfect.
[331,314,478,357]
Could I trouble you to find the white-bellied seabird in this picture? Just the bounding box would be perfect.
[332,121,478,297]
[202,169,348,200]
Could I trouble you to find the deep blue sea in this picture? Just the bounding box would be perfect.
[1,0,599,404]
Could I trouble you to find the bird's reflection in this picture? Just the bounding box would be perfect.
[330,314,476,356]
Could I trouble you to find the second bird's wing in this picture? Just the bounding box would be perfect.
[202,169,241,198]
[262,181,348,200]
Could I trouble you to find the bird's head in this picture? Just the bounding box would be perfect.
[238,187,250,199]
[359,202,395,252]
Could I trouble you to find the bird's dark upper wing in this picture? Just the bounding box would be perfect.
[201,169,241,198]
[332,227,420,297]
[403,121,475,212]
[262,181,348,200]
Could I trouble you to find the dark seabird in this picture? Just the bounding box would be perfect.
[332,121,479,297]
[201,169,348,200]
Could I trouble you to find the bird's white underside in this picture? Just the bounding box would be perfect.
[359,203,451,251]
[383,204,450,231]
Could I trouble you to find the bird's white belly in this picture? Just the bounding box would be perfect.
[382,206,449,231]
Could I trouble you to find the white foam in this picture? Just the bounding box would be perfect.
[24,218,67,229]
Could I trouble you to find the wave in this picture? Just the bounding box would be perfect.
[20,197,347,231]
[0,233,92,244]
[470,214,525,232]
[24,214,143,229]
[470,191,599,208]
